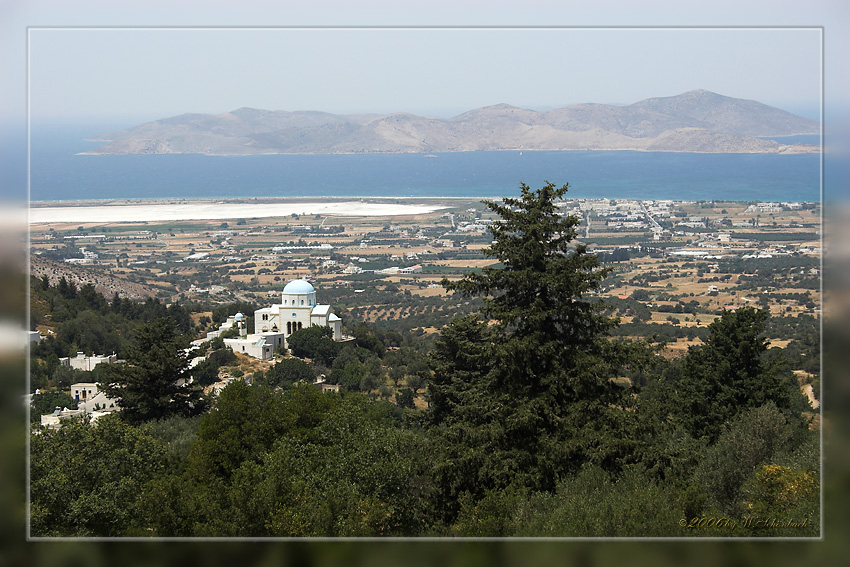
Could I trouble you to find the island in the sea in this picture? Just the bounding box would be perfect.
[81,90,819,156]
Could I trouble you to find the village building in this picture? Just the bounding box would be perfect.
[745,203,783,213]
[40,382,120,429]
[215,312,284,360]
[40,407,84,429]
[64,247,99,265]
[69,381,120,412]
[59,351,118,372]
[40,406,116,429]
[223,333,281,360]
[70,382,99,403]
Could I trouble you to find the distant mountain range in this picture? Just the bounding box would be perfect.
[82,90,820,156]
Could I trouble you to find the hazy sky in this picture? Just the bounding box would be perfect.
[28,27,821,122]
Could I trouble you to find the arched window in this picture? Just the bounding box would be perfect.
[301,299,304,305]
[287,321,292,334]
[297,322,303,330]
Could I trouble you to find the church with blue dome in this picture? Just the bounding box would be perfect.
[218,279,344,360]
[254,279,343,343]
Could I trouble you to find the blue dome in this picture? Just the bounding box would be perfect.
[234,312,245,320]
[283,279,315,294]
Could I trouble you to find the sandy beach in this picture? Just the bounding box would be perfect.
[28,201,448,224]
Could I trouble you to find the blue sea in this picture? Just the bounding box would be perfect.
[29,125,821,203]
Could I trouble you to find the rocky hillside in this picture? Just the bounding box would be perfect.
[82,90,819,156]
[30,256,159,301]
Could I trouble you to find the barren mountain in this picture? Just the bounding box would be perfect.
[82,90,820,156]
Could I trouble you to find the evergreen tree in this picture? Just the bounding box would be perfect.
[103,317,206,425]
[442,181,619,397]
[429,182,649,511]
[671,307,799,442]
[428,315,496,427]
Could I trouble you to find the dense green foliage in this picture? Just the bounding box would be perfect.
[30,277,194,360]
[29,277,200,394]
[30,414,169,536]
[286,325,340,365]
[427,183,659,521]
[258,357,316,389]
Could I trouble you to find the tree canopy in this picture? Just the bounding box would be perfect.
[103,317,206,425]
[30,413,169,536]
[670,307,800,442]
[286,325,340,365]
[260,357,316,389]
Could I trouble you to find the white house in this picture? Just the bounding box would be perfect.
[38,382,120,428]
[206,313,240,340]
[60,352,118,372]
[70,382,99,403]
[69,382,119,412]
[40,407,115,429]
[218,312,286,361]
[224,332,283,360]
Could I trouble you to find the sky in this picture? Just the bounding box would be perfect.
[26,26,822,123]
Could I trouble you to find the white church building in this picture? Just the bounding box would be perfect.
[255,279,343,340]
[222,279,343,360]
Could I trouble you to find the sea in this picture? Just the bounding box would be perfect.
[29,125,821,204]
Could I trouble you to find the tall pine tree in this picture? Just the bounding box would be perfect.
[429,182,650,514]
